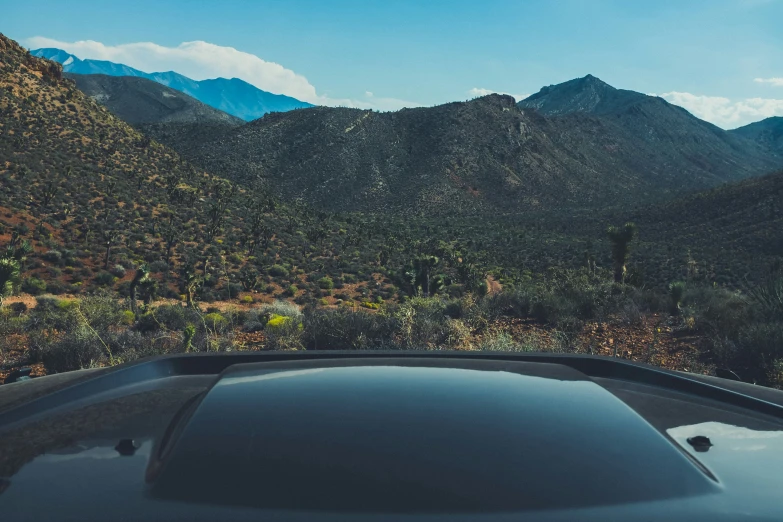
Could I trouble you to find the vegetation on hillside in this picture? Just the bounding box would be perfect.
[1,34,781,390]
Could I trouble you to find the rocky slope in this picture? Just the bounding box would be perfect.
[178,78,782,214]
[731,116,783,157]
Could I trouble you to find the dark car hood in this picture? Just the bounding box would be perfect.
[1,353,782,521]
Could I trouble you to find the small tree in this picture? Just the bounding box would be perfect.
[129,264,150,317]
[0,257,21,307]
[406,255,440,297]
[668,281,686,315]
[179,264,202,309]
[607,222,637,283]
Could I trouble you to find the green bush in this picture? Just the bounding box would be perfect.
[303,308,399,350]
[21,277,47,295]
[286,285,298,296]
[269,265,289,278]
[317,277,334,290]
[203,312,229,333]
[94,271,116,286]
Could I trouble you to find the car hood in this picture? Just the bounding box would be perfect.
[1,353,782,521]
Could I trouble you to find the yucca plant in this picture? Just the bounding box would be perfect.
[668,281,686,315]
[0,257,22,307]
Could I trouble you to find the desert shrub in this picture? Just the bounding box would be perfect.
[259,300,302,320]
[317,276,334,290]
[302,307,399,350]
[46,281,67,295]
[264,314,304,350]
[21,277,47,295]
[241,295,254,304]
[445,318,472,349]
[140,304,202,332]
[477,331,522,352]
[41,250,62,264]
[121,310,135,325]
[269,265,289,278]
[481,288,533,320]
[711,321,783,388]
[149,260,169,273]
[94,271,116,286]
[110,264,127,278]
[8,301,28,314]
[286,285,298,296]
[393,298,451,348]
[684,285,753,339]
[318,298,329,306]
[33,325,105,373]
[203,312,229,333]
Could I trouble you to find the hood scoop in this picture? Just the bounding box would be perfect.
[147,358,716,513]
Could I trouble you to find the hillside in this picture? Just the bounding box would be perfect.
[518,75,779,187]
[178,83,781,214]
[31,48,314,121]
[64,73,243,125]
[0,34,476,306]
[731,117,783,157]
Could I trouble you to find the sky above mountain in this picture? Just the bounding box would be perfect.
[4,0,783,128]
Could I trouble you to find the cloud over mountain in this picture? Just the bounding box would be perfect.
[25,36,421,111]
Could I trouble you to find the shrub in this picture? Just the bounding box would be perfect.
[302,307,399,350]
[140,304,201,332]
[477,331,524,352]
[318,298,329,306]
[241,295,254,304]
[8,301,27,314]
[362,301,380,310]
[110,264,127,278]
[203,312,229,333]
[269,265,289,278]
[21,277,47,295]
[317,277,334,290]
[121,310,136,325]
[149,260,169,273]
[41,250,62,264]
[33,326,105,373]
[286,285,298,296]
[94,271,116,286]
[264,314,304,350]
[259,300,302,320]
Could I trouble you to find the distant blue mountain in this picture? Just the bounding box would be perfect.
[31,48,314,121]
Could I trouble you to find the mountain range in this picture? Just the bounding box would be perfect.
[2,32,782,292]
[30,47,313,121]
[164,76,781,214]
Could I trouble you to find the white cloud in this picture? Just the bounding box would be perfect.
[25,36,421,111]
[657,91,783,129]
[754,77,783,87]
[468,87,529,101]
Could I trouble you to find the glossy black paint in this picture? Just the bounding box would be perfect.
[1,352,783,521]
[149,360,716,512]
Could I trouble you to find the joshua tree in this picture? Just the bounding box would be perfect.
[179,264,202,309]
[407,255,440,297]
[129,264,150,317]
[668,281,686,315]
[0,257,21,307]
[607,222,637,283]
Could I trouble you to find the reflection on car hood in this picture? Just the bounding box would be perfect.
[1,354,782,521]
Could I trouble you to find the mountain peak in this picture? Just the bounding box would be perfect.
[519,74,648,116]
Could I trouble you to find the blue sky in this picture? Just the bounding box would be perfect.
[4,0,783,127]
